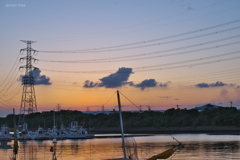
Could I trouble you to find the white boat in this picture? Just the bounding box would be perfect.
[65,121,94,139]
[0,125,12,141]
[45,110,66,140]
[17,123,35,140]
[30,126,49,140]
[47,126,66,140]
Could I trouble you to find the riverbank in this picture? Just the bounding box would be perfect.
[91,126,240,134]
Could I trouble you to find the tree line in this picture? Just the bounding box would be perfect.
[0,107,240,130]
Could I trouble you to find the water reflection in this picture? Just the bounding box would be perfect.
[0,134,240,160]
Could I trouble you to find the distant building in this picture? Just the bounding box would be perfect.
[195,103,221,111]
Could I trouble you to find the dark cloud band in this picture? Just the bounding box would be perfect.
[83,67,171,90]
[196,81,235,88]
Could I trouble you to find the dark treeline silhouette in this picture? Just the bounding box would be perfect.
[1,107,240,130]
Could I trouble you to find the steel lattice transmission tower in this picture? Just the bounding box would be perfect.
[18,40,38,127]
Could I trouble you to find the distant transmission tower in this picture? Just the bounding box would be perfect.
[56,104,61,111]
[18,40,38,127]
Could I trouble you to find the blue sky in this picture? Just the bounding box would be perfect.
[1,0,240,117]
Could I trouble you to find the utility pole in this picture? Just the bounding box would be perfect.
[56,104,61,111]
[148,106,151,111]
[18,40,38,127]
[102,105,105,113]
[176,105,180,109]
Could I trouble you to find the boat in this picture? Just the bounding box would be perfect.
[0,109,18,159]
[30,126,49,140]
[0,125,12,141]
[65,121,94,139]
[146,143,183,160]
[44,110,66,140]
[17,123,35,140]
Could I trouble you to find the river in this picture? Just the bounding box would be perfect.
[0,133,240,160]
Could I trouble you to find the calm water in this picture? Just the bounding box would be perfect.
[1,134,240,160]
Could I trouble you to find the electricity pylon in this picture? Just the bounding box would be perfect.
[18,40,38,127]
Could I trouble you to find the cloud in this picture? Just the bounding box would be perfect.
[21,68,51,85]
[83,80,99,88]
[83,67,133,88]
[160,96,172,99]
[159,81,171,87]
[83,67,171,90]
[98,67,133,88]
[196,81,231,88]
[196,83,209,88]
[135,79,157,90]
[135,79,171,90]
[210,81,227,87]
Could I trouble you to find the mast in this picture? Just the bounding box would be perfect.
[117,90,127,158]
[54,110,56,128]
[53,110,57,138]
[13,108,18,160]
[52,139,57,160]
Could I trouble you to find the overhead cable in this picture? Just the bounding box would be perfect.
[39,19,240,53]
[40,51,240,74]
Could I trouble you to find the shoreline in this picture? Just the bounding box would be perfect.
[91,126,240,134]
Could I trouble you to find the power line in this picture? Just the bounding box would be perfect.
[161,68,240,83]
[64,26,239,53]
[0,55,21,95]
[2,83,22,97]
[0,73,21,97]
[40,50,240,74]
[0,52,21,89]
[39,36,240,64]
[38,19,240,53]
[134,55,240,72]
[133,50,240,70]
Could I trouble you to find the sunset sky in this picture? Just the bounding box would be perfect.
[1,0,240,117]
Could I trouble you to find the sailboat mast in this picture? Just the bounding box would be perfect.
[117,90,127,158]
[54,111,56,127]
[52,139,57,160]
[13,108,18,159]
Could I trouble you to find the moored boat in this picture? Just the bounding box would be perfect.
[0,125,12,141]
[65,121,94,139]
